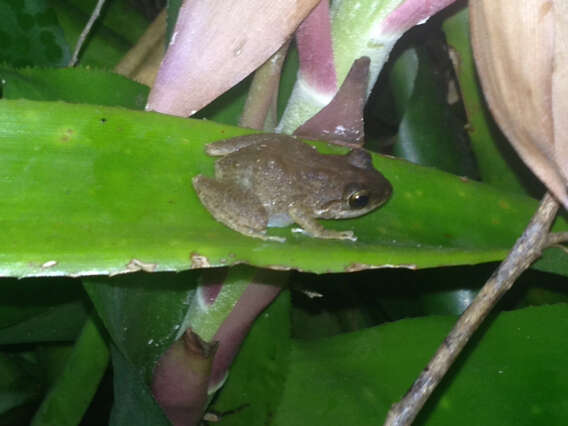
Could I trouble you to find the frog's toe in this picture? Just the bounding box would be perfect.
[339,230,357,241]
[264,235,286,243]
[241,229,285,243]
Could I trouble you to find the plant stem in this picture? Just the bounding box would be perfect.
[384,192,561,426]
[295,0,337,94]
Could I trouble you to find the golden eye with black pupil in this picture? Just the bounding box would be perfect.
[349,190,370,209]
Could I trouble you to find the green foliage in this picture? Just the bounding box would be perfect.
[0,352,43,424]
[0,278,88,344]
[0,66,149,107]
[1,2,567,425]
[30,316,109,426]
[49,0,146,69]
[0,0,70,67]
[211,290,291,424]
[276,304,568,426]
[442,8,538,195]
[83,271,199,382]
[213,300,568,426]
[389,47,476,178]
[107,345,171,426]
[1,97,567,277]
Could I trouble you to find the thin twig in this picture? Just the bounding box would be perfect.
[68,0,106,67]
[384,192,563,426]
[547,231,568,246]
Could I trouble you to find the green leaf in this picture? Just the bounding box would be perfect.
[0,100,566,277]
[0,66,149,109]
[270,303,568,425]
[0,352,43,421]
[63,0,149,46]
[34,344,74,387]
[0,301,87,345]
[1,99,567,277]
[30,315,109,426]
[0,0,70,67]
[209,290,291,425]
[83,271,198,424]
[108,344,170,426]
[442,8,538,195]
[50,0,131,68]
[0,278,88,344]
[390,47,476,178]
[83,271,199,382]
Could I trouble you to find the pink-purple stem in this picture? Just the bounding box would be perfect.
[152,273,283,425]
[208,280,283,390]
[296,0,337,95]
[382,0,457,34]
[152,330,218,426]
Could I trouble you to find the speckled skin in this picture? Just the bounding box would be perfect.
[192,134,392,241]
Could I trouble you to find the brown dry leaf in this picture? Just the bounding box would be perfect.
[146,0,320,117]
[470,0,568,208]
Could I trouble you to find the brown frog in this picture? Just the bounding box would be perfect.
[192,134,392,242]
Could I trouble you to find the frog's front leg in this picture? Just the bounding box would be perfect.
[288,204,357,241]
[193,175,285,242]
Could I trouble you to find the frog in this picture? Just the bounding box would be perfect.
[192,134,392,242]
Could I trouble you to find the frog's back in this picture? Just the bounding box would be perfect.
[215,137,314,179]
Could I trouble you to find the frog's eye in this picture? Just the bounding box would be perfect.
[348,190,370,209]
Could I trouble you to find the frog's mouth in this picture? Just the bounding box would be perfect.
[315,200,375,219]
[317,192,390,219]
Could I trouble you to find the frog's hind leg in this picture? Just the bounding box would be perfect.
[192,175,284,242]
[205,134,294,156]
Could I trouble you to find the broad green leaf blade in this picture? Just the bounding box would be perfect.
[30,315,109,426]
[270,303,568,426]
[0,67,149,109]
[83,271,198,382]
[108,344,170,426]
[0,0,70,67]
[1,99,567,277]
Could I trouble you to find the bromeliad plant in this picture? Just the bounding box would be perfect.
[1,0,568,425]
